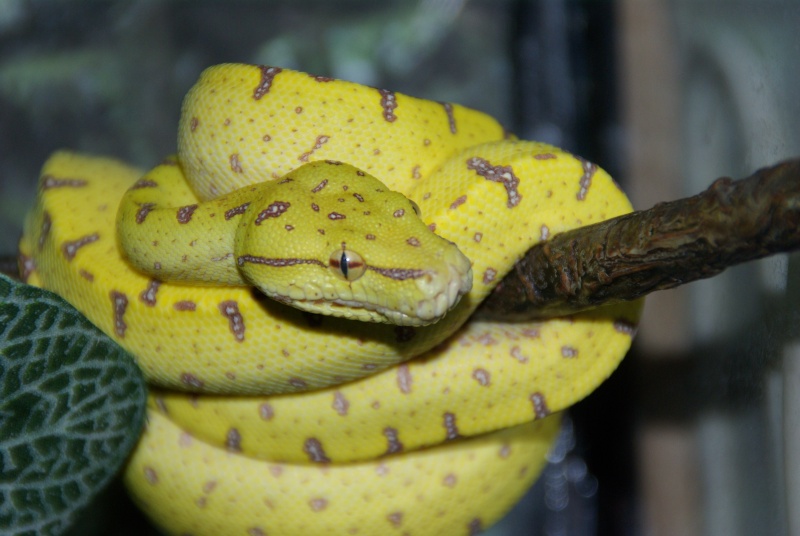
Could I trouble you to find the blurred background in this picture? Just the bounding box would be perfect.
[1,1,798,534]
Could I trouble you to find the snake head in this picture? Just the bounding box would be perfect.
[235,161,473,326]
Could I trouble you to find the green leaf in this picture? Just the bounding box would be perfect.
[0,274,147,536]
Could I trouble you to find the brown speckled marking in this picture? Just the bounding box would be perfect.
[312,179,328,193]
[225,202,250,220]
[310,202,320,212]
[443,412,460,440]
[332,391,350,416]
[473,232,482,243]
[284,224,294,231]
[365,233,376,240]
[139,280,160,306]
[259,403,275,420]
[450,195,467,210]
[131,178,158,189]
[41,175,88,190]
[225,428,242,452]
[477,332,498,346]
[352,193,364,202]
[230,153,244,173]
[406,237,420,247]
[383,427,404,454]
[510,346,528,364]
[173,300,196,311]
[176,204,198,224]
[467,157,522,208]
[395,326,416,342]
[442,102,457,133]
[311,74,334,82]
[468,518,483,536]
[472,368,491,386]
[309,498,328,512]
[482,268,497,285]
[38,211,52,250]
[428,223,436,232]
[328,212,346,220]
[411,165,421,179]
[577,157,597,200]
[534,152,557,160]
[289,378,307,389]
[189,117,199,132]
[135,203,155,224]
[247,528,265,536]
[254,66,282,100]
[294,106,303,114]
[368,266,426,281]
[61,233,100,261]
[180,373,204,389]
[393,208,405,218]
[218,300,245,342]
[397,364,412,394]
[540,224,550,241]
[254,201,290,224]
[238,256,326,270]
[499,443,512,459]
[299,134,331,162]
[19,254,35,282]
[614,319,638,335]
[378,88,398,122]
[387,512,404,527]
[78,269,94,282]
[143,466,158,485]
[443,473,457,488]
[303,438,331,463]
[153,261,161,270]
[110,290,127,337]
[561,346,578,358]
[530,392,550,418]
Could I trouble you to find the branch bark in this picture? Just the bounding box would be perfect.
[478,158,800,320]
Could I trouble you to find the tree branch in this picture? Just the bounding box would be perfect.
[478,158,800,320]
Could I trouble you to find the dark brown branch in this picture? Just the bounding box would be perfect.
[479,158,800,320]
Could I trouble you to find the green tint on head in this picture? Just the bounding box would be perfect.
[234,161,472,326]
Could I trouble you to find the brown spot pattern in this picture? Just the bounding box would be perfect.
[482,268,497,285]
[383,427,404,454]
[131,178,158,189]
[173,300,196,311]
[442,102,457,133]
[534,152,557,160]
[510,346,528,364]
[299,135,330,162]
[289,378,307,389]
[368,266,426,281]
[78,269,94,282]
[225,202,250,220]
[450,195,467,210]
[614,319,638,335]
[61,233,100,261]
[561,346,578,358]
[254,201,290,224]
[443,412,460,440]
[328,212,346,220]
[332,391,349,416]
[303,438,331,463]
[230,153,244,173]
[311,179,328,193]
[577,157,597,201]
[468,518,484,536]
[387,512,404,527]
[378,89,398,122]
[110,290,128,337]
[135,203,155,224]
[143,466,158,485]
[540,224,550,241]
[473,232,482,243]
[467,157,522,208]
[189,117,198,132]
[397,364,412,394]
[259,403,275,420]
[177,204,198,223]
[180,373,204,389]
[472,368,491,386]
[443,473,457,487]
[139,280,160,306]
[393,208,405,217]
[530,392,550,418]
[365,233,376,240]
[406,237,420,247]
[218,300,245,342]
[41,175,88,189]
[254,65,282,100]
[226,428,242,452]
[309,498,328,512]
[39,211,51,250]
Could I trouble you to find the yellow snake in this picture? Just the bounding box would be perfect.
[18,64,641,535]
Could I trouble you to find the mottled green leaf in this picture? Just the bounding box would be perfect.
[0,274,147,536]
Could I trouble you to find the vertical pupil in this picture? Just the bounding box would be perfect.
[340,251,349,278]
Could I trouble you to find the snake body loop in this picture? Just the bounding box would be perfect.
[19,64,641,536]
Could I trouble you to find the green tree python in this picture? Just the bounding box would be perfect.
[18,64,641,535]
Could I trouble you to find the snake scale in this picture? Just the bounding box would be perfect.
[19,64,641,535]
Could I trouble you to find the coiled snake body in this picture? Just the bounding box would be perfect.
[19,64,641,535]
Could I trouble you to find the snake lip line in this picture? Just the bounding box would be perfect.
[237,254,430,281]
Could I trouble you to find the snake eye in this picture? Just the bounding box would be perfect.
[409,200,422,217]
[329,246,366,281]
